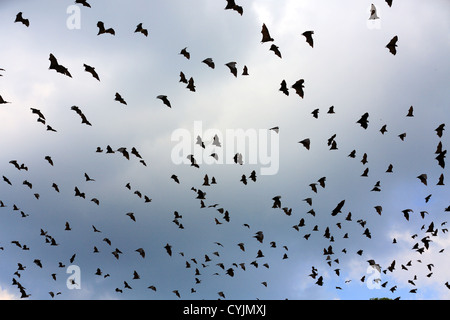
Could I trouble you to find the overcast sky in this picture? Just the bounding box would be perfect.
[0,0,449,300]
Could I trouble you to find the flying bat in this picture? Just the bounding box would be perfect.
[135,23,148,37]
[157,95,171,108]
[291,79,305,98]
[164,243,172,256]
[225,62,238,77]
[49,54,72,78]
[202,58,215,69]
[270,44,282,58]
[187,77,196,92]
[97,21,115,35]
[302,31,314,47]
[83,64,100,81]
[225,0,243,15]
[261,23,274,43]
[75,0,91,7]
[279,80,289,96]
[30,108,45,120]
[115,92,127,105]
[179,47,190,60]
[331,200,345,216]
[14,12,29,27]
[357,112,369,129]
[386,36,398,55]
[71,106,92,125]
[299,138,310,150]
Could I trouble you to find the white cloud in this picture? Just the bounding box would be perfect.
[0,286,18,300]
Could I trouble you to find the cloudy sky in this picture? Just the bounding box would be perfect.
[0,0,449,300]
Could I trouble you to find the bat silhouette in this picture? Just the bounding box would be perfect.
[406,105,414,117]
[299,138,310,150]
[225,62,238,77]
[30,108,45,121]
[187,77,196,92]
[331,200,345,216]
[179,47,190,59]
[270,44,282,58]
[45,156,54,166]
[202,58,215,69]
[0,94,10,104]
[115,92,127,105]
[302,31,314,47]
[386,36,398,55]
[157,95,171,108]
[74,187,85,199]
[14,12,29,27]
[291,79,305,98]
[75,0,91,8]
[435,150,446,169]
[164,243,172,256]
[225,0,243,15]
[135,23,148,37]
[279,80,289,96]
[435,123,445,138]
[97,21,115,35]
[261,23,274,43]
[71,106,92,126]
[49,54,72,77]
[83,64,100,81]
[357,112,369,129]
[417,174,427,186]
[179,71,187,83]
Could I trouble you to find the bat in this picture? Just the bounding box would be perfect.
[71,106,92,125]
[225,62,237,77]
[179,47,190,59]
[115,92,127,105]
[83,64,100,81]
[187,77,196,92]
[225,0,243,15]
[302,31,314,47]
[202,58,215,69]
[261,23,274,43]
[157,95,171,108]
[386,36,398,55]
[291,79,305,98]
[299,138,310,150]
[14,12,29,27]
[331,200,345,216]
[97,21,115,35]
[75,0,91,8]
[134,23,148,36]
[270,44,282,58]
[49,53,72,78]
[279,80,289,96]
[0,94,11,104]
[356,112,369,129]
